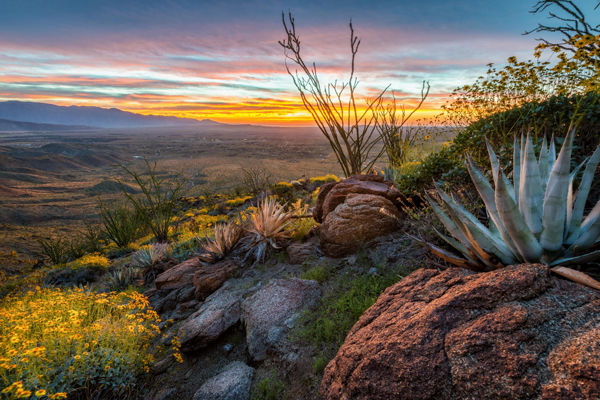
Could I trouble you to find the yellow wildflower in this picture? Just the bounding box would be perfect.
[35,389,47,396]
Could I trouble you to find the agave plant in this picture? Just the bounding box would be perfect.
[415,127,600,290]
[239,197,295,264]
[133,243,170,282]
[106,266,138,289]
[196,218,245,264]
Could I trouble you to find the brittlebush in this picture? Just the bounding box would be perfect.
[0,287,162,399]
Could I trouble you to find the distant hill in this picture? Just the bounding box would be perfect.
[0,101,222,129]
[0,118,95,132]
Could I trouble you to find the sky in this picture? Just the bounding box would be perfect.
[0,0,591,125]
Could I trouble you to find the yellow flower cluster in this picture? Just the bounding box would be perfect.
[66,253,110,270]
[0,287,160,399]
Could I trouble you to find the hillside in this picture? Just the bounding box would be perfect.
[0,101,223,129]
[0,117,95,132]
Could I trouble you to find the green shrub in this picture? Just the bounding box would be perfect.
[37,236,70,267]
[100,200,144,248]
[308,174,339,185]
[66,253,110,271]
[120,159,187,243]
[271,181,297,205]
[396,92,600,194]
[252,371,286,400]
[301,264,330,283]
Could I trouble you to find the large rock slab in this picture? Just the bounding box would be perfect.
[193,259,241,300]
[313,174,402,223]
[320,193,401,257]
[179,281,242,352]
[193,361,254,400]
[321,264,600,400]
[242,278,321,361]
[154,258,202,290]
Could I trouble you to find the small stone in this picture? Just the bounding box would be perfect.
[347,255,358,266]
[223,343,234,353]
[368,267,379,276]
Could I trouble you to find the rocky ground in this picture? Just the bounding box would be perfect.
[141,231,429,400]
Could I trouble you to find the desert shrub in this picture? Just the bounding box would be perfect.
[82,221,104,253]
[289,217,318,241]
[119,159,187,243]
[0,287,160,399]
[171,237,202,263]
[241,166,272,195]
[301,263,331,283]
[100,200,144,248]
[37,236,70,267]
[308,175,340,185]
[271,181,297,205]
[225,195,252,208]
[396,92,600,194]
[280,14,427,176]
[67,253,110,271]
[252,371,286,400]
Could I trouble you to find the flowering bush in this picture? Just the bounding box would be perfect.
[0,287,160,399]
[66,253,110,271]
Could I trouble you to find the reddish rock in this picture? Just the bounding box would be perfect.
[313,175,401,223]
[286,237,320,265]
[154,258,179,274]
[320,193,401,257]
[193,259,241,300]
[154,258,202,290]
[313,181,337,223]
[321,264,600,400]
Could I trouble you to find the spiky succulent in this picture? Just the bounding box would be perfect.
[133,243,170,282]
[416,127,600,290]
[239,197,295,264]
[196,219,245,264]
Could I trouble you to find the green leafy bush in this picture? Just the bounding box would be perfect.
[37,236,70,267]
[396,92,600,194]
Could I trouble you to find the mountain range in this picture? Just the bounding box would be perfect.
[0,101,223,129]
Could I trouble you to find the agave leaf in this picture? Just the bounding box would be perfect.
[513,136,521,207]
[580,198,600,238]
[431,226,473,259]
[565,144,600,245]
[548,134,556,176]
[462,224,504,270]
[519,132,543,238]
[424,192,470,245]
[495,167,544,262]
[541,128,575,255]
[407,233,483,271]
[550,248,600,266]
[488,210,500,237]
[465,157,521,260]
[521,131,526,175]
[565,157,588,238]
[539,135,549,195]
[569,210,600,254]
[486,138,500,189]
[436,185,518,265]
[550,266,600,291]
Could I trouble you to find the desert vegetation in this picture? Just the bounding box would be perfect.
[1,1,600,399]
